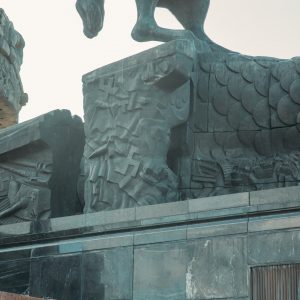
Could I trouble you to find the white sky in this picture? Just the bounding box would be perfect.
[1,0,300,122]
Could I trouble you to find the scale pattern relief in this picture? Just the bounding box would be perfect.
[189,53,300,198]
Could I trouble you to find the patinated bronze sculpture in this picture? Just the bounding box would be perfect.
[76,0,211,43]
[76,0,300,211]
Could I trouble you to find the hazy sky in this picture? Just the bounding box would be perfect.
[1,0,300,122]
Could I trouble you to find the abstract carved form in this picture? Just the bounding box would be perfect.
[0,9,27,127]
[82,41,195,211]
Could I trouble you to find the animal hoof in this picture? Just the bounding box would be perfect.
[131,22,154,42]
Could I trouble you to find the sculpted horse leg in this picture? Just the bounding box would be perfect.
[76,0,104,38]
[159,0,231,52]
[76,0,223,50]
[158,0,210,40]
[131,0,195,42]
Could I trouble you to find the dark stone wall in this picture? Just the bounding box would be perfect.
[0,186,299,299]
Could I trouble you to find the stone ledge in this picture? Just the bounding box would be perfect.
[0,186,299,248]
[250,185,300,206]
[83,39,196,83]
[0,212,299,262]
[249,212,300,232]
[188,192,249,213]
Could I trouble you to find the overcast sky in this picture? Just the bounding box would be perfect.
[1,0,300,122]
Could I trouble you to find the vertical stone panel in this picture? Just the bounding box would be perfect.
[29,254,81,300]
[186,236,248,299]
[248,230,300,265]
[133,242,187,300]
[82,247,133,300]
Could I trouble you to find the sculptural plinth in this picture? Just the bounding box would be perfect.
[82,39,300,211]
[83,40,195,211]
[0,9,27,127]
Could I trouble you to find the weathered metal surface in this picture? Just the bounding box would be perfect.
[252,264,300,300]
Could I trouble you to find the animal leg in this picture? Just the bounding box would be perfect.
[159,0,231,52]
[76,0,105,38]
[158,0,210,40]
[131,0,196,43]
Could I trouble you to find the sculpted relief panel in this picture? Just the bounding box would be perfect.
[83,43,194,211]
[189,53,300,198]
[0,146,52,225]
[82,43,300,209]
[0,110,84,224]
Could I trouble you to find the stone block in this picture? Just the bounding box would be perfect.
[140,212,188,226]
[85,207,136,227]
[82,247,133,300]
[0,259,30,295]
[133,242,187,300]
[248,230,300,265]
[190,206,251,224]
[0,110,84,224]
[187,219,247,240]
[58,242,83,255]
[29,254,81,300]
[0,222,31,236]
[188,192,249,213]
[186,236,248,299]
[254,200,300,213]
[134,226,187,245]
[249,212,300,232]
[250,185,300,206]
[50,214,86,232]
[82,233,133,251]
[136,200,188,220]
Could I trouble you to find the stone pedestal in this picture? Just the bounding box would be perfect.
[0,110,84,224]
[82,40,300,212]
[0,36,298,299]
[0,185,299,299]
[0,9,27,127]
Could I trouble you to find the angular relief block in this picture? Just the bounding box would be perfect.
[0,9,27,128]
[82,40,196,212]
[0,110,84,224]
